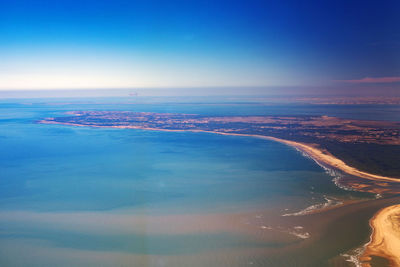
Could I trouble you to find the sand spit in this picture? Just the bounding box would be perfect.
[40,120,400,265]
[40,120,400,184]
[262,136,400,183]
[360,204,400,267]
[191,131,400,184]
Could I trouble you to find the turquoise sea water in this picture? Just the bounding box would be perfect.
[0,99,398,266]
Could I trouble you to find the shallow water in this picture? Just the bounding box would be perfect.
[0,98,397,266]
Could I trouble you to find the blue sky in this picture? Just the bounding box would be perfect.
[0,0,399,94]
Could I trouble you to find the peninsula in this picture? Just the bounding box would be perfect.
[39,111,400,182]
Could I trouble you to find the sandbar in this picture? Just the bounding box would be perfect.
[360,204,400,267]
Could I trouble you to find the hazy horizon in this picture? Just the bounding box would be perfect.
[1,85,400,99]
[1,0,399,95]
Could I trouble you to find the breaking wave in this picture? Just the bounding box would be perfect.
[282,196,343,216]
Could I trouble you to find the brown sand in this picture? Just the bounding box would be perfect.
[361,204,400,267]
[262,136,400,183]
[205,131,400,184]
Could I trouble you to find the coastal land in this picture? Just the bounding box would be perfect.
[38,111,400,265]
[39,111,400,194]
[361,204,400,267]
[39,111,400,180]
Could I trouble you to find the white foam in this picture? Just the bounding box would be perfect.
[290,231,310,239]
[295,148,356,192]
[341,246,365,267]
[266,225,310,239]
[282,196,343,216]
[287,226,310,239]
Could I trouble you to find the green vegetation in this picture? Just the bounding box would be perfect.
[322,142,400,178]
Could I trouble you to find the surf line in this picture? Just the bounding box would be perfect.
[125,126,400,184]
[40,120,400,184]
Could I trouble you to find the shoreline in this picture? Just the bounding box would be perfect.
[40,120,400,265]
[360,204,400,267]
[40,120,400,184]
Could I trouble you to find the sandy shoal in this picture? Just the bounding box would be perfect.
[360,204,400,267]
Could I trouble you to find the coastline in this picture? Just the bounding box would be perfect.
[360,204,400,267]
[40,120,400,265]
[262,137,400,184]
[40,120,400,184]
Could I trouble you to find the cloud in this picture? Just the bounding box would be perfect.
[336,77,400,84]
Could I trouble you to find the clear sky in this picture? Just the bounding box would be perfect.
[0,0,399,95]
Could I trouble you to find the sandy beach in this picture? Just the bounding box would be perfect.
[360,204,400,267]
[203,131,400,184]
[40,120,400,184]
[263,137,400,183]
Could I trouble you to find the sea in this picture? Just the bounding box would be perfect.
[0,97,399,267]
